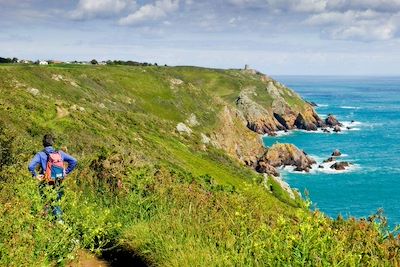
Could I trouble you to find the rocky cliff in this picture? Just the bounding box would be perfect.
[236,74,325,135]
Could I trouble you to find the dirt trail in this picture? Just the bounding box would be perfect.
[68,250,108,267]
[68,248,149,267]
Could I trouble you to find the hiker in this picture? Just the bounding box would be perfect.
[28,134,77,221]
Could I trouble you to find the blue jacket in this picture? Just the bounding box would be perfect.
[28,146,78,177]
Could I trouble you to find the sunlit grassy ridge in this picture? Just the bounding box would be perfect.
[0,64,399,266]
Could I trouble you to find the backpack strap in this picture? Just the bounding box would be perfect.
[43,149,59,157]
[43,149,50,157]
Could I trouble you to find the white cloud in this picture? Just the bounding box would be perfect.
[306,10,381,26]
[306,10,400,41]
[328,22,396,41]
[327,0,400,13]
[70,0,136,20]
[118,0,179,26]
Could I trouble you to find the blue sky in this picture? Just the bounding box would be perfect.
[1,0,400,75]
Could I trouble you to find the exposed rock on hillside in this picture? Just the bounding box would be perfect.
[210,106,264,167]
[256,161,280,177]
[235,80,325,135]
[264,174,295,199]
[27,87,40,96]
[176,123,192,135]
[236,89,282,135]
[51,74,79,87]
[257,144,316,175]
[186,113,199,127]
[200,133,211,145]
[294,113,318,131]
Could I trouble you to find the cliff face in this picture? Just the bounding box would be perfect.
[210,106,265,168]
[236,75,325,135]
[210,74,322,176]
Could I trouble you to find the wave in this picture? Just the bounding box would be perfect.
[274,131,293,137]
[316,104,329,107]
[340,106,361,110]
[280,161,360,175]
[313,162,360,174]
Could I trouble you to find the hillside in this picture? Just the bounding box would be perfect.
[0,64,399,266]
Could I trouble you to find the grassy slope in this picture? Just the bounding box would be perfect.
[0,65,399,266]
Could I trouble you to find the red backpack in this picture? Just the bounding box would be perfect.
[43,151,65,183]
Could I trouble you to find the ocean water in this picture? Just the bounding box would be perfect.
[263,76,400,227]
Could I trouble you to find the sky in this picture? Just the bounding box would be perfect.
[1,0,400,75]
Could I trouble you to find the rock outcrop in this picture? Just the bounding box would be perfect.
[326,114,342,127]
[333,125,341,132]
[330,162,351,170]
[323,157,336,163]
[235,79,326,135]
[236,89,282,135]
[332,149,342,157]
[176,123,192,135]
[294,113,318,131]
[256,144,316,175]
[264,174,295,199]
[210,106,265,167]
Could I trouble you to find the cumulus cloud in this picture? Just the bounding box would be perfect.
[65,0,400,41]
[70,0,136,20]
[226,0,400,41]
[326,0,400,13]
[227,0,327,13]
[118,0,179,26]
[328,23,396,41]
[305,9,400,41]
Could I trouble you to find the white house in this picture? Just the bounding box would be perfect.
[39,61,48,65]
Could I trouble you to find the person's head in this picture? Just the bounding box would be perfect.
[42,134,54,147]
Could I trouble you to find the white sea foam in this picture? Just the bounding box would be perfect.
[279,151,360,176]
[340,106,361,110]
[316,162,360,174]
[282,161,360,175]
[274,130,293,137]
[317,104,329,107]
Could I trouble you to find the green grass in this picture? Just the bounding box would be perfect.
[0,65,399,266]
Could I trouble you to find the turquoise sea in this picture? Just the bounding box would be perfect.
[263,76,400,227]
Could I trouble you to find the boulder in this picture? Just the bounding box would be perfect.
[333,125,341,132]
[322,128,331,133]
[256,161,280,177]
[330,162,351,170]
[186,113,199,127]
[176,123,192,135]
[325,114,342,127]
[257,143,316,173]
[200,133,211,144]
[27,87,40,96]
[323,157,336,163]
[294,113,317,131]
[332,149,342,157]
